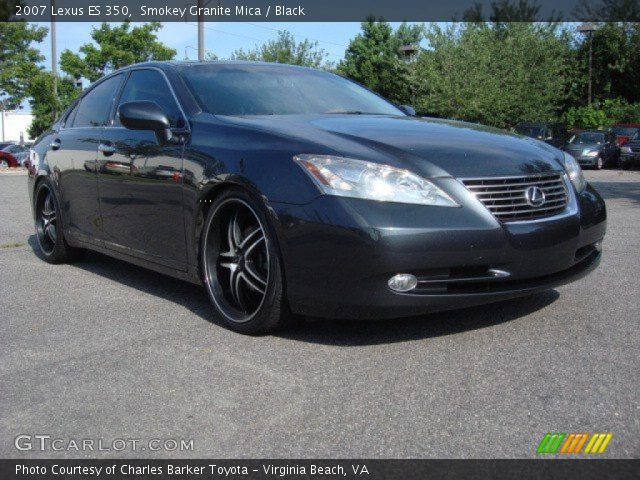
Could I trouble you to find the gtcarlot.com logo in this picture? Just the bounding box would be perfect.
[14,435,194,452]
[537,432,613,454]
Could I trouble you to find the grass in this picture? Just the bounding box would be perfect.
[0,242,25,249]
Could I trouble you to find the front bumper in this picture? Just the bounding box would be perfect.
[620,153,640,167]
[271,181,607,319]
[575,156,599,167]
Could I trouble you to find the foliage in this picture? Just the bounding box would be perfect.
[27,72,80,138]
[565,99,640,129]
[231,30,330,69]
[59,21,176,82]
[413,23,572,128]
[0,21,47,108]
[569,22,640,107]
[337,20,422,105]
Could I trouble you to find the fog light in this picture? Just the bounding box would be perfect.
[594,240,603,252]
[388,274,418,292]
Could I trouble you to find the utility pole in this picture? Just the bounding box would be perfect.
[197,0,204,61]
[51,0,58,118]
[578,23,597,106]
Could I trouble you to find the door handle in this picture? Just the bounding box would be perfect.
[50,139,61,150]
[98,143,116,156]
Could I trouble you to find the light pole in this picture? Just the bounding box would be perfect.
[51,0,58,119]
[197,0,204,61]
[184,45,198,60]
[578,23,597,106]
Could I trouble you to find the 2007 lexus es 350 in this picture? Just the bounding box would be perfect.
[28,61,606,334]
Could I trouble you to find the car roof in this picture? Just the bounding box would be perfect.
[112,60,317,75]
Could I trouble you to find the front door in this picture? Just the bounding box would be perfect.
[97,69,188,269]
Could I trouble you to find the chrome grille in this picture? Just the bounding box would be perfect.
[462,172,568,222]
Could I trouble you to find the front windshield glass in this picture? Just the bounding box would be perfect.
[569,132,605,145]
[515,126,544,138]
[177,63,404,116]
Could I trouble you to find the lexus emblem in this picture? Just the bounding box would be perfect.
[525,186,546,207]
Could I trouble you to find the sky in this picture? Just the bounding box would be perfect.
[33,21,407,71]
[20,21,419,112]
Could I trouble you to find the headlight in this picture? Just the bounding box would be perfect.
[561,152,586,193]
[621,146,632,154]
[583,149,599,157]
[294,155,459,207]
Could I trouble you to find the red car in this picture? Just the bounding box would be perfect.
[612,123,640,146]
[0,142,19,168]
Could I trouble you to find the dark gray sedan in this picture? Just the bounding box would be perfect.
[564,130,620,169]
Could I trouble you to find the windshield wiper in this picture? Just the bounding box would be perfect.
[325,110,380,115]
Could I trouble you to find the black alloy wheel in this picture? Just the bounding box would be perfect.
[35,185,58,255]
[34,180,79,263]
[201,189,295,334]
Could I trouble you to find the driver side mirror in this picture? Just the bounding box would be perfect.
[118,101,172,143]
[399,105,416,116]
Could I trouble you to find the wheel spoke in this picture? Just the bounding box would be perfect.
[229,213,242,250]
[42,194,54,216]
[244,263,267,287]
[239,227,261,249]
[45,223,56,243]
[230,268,247,311]
[239,271,266,295]
[244,235,265,257]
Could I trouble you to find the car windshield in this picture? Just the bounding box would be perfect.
[612,126,639,136]
[176,63,404,116]
[569,133,605,145]
[0,143,14,150]
[515,126,544,138]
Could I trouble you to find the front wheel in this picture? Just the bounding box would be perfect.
[595,156,603,170]
[200,188,297,334]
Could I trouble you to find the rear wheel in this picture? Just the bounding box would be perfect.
[34,179,81,263]
[200,188,296,334]
[0,159,8,169]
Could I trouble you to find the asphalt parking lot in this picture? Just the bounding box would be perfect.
[1,169,638,459]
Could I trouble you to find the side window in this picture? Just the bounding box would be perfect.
[115,69,184,128]
[63,101,80,128]
[72,74,123,128]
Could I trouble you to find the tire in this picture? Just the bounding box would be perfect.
[200,188,297,334]
[0,159,8,169]
[33,179,82,264]
[595,156,603,170]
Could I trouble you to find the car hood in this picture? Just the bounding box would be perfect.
[218,114,566,178]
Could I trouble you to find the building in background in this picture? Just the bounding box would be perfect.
[0,110,35,144]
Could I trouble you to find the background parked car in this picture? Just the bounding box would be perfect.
[0,142,20,168]
[1,143,31,166]
[620,133,640,170]
[564,130,620,169]
[611,123,640,146]
[514,122,567,148]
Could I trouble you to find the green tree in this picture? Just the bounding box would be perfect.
[0,21,47,108]
[27,72,80,138]
[570,22,640,106]
[59,21,176,82]
[231,30,329,68]
[415,23,572,128]
[337,20,422,105]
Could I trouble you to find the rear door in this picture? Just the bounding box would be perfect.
[97,68,189,269]
[46,74,124,244]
